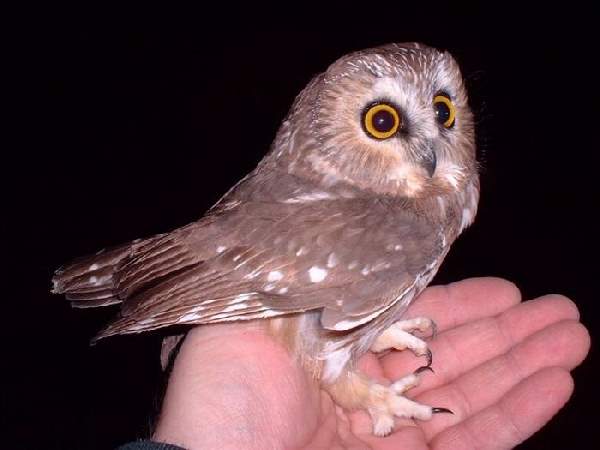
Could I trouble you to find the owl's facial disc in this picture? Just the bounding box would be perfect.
[291,44,476,198]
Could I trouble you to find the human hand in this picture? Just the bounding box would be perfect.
[152,277,590,449]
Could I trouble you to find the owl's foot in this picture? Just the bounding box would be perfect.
[370,317,436,366]
[326,369,451,437]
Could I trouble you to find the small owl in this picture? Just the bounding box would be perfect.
[53,43,479,436]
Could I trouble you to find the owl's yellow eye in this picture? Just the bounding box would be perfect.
[363,103,401,139]
[433,93,456,128]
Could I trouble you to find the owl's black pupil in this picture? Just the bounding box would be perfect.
[372,110,395,132]
[435,102,451,124]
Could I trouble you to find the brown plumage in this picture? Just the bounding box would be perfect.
[53,42,479,436]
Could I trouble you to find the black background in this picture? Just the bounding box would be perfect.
[8,6,598,449]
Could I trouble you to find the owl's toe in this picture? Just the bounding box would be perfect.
[371,411,396,437]
[369,372,447,436]
[370,317,436,369]
[324,367,448,437]
[368,385,440,436]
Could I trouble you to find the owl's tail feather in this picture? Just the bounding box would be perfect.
[52,241,141,308]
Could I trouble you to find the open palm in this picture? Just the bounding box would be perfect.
[153,278,589,450]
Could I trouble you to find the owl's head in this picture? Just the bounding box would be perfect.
[275,43,477,198]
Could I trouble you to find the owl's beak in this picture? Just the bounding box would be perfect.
[417,145,437,177]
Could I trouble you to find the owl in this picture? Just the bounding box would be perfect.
[53,43,479,436]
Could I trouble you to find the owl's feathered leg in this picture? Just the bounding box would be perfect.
[370,317,436,366]
[325,368,450,437]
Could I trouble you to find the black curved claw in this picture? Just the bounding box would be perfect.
[425,348,433,367]
[414,365,434,375]
[429,320,438,339]
[432,407,454,415]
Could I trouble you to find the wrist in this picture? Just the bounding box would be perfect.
[152,323,313,449]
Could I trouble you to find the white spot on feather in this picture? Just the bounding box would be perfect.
[278,287,288,294]
[326,253,338,268]
[394,244,403,251]
[89,264,99,271]
[138,318,155,325]
[284,191,334,203]
[179,312,202,322]
[267,270,283,282]
[89,274,112,285]
[222,302,248,313]
[308,266,327,283]
[258,310,280,319]
[244,270,262,280]
[216,245,227,253]
[296,246,308,257]
[234,293,254,302]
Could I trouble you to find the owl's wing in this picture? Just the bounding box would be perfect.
[53,171,446,340]
[80,171,446,340]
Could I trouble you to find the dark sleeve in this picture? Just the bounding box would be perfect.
[117,441,186,450]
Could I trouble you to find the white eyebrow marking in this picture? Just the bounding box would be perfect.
[308,266,328,283]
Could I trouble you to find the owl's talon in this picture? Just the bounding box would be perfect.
[432,407,454,415]
[425,348,433,367]
[414,364,434,375]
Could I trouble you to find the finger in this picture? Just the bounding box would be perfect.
[415,319,589,439]
[404,277,522,334]
[429,368,574,449]
[382,294,581,381]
